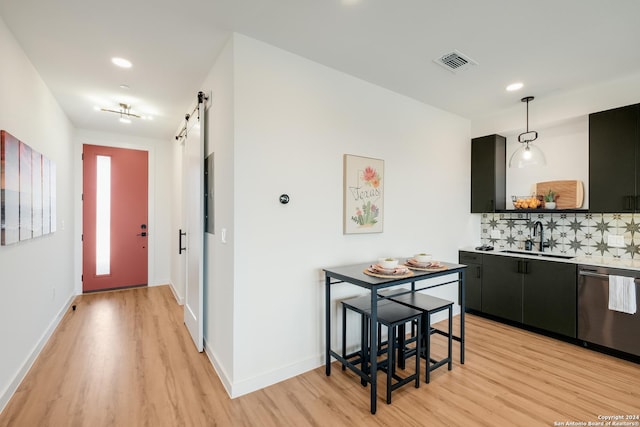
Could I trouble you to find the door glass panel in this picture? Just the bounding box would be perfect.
[96,155,111,275]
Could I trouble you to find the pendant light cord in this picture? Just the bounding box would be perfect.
[525,98,529,132]
[518,96,537,143]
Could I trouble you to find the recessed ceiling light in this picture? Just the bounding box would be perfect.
[112,57,132,68]
[506,82,524,92]
[119,84,130,90]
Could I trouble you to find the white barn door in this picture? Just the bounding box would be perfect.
[183,98,206,352]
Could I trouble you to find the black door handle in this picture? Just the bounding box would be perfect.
[178,229,187,254]
[624,196,633,211]
[516,260,530,274]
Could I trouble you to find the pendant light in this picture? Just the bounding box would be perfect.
[509,96,546,168]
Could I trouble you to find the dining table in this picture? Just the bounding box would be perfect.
[323,260,467,414]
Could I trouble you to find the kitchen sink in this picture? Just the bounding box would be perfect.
[500,250,575,260]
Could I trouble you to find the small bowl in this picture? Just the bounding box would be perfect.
[414,253,432,263]
[378,258,398,269]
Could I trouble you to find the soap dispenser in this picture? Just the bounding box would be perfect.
[524,237,533,251]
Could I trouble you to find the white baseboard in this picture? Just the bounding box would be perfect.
[167,281,184,305]
[203,337,323,399]
[203,338,233,397]
[229,355,322,398]
[0,293,75,414]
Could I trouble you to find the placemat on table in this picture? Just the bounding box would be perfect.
[363,269,414,279]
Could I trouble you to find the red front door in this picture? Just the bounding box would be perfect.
[82,144,148,292]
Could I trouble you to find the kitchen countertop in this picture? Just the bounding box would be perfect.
[460,246,640,272]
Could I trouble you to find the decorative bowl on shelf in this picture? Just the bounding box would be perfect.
[512,195,543,209]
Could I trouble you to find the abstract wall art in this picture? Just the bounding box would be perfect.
[1,130,56,245]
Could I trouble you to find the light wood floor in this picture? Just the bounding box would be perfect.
[1,286,639,426]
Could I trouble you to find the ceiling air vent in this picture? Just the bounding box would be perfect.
[434,50,478,73]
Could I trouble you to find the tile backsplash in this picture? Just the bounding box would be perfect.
[481,212,640,259]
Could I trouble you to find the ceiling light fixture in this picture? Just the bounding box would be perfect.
[506,82,523,92]
[101,103,142,123]
[111,57,132,68]
[509,96,546,168]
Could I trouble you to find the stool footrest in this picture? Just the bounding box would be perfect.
[428,358,450,371]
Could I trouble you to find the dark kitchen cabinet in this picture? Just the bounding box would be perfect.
[481,254,577,337]
[482,254,522,322]
[523,259,576,338]
[459,251,482,311]
[589,103,640,212]
[471,134,506,213]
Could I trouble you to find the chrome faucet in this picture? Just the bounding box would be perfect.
[533,221,546,252]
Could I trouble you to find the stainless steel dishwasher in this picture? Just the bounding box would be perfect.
[578,265,640,357]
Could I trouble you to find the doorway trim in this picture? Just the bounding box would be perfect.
[73,131,157,296]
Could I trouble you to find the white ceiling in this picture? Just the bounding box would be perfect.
[2,0,640,140]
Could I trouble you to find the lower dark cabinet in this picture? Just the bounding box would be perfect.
[523,259,576,337]
[482,255,523,322]
[464,252,577,338]
[459,251,482,311]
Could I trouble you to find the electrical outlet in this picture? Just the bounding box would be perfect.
[490,229,501,239]
[607,235,625,248]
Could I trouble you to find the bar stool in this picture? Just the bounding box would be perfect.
[341,295,422,404]
[384,291,454,383]
[341,296,401,384]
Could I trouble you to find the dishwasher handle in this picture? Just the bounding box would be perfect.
[579,269,640,281]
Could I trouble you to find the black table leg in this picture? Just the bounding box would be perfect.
[459,269,465,364]
[325,274,331,376]
[369,290,377,414]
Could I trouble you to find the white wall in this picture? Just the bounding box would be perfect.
[73,129,173,294]
[0,16,75,411]
[218,34,475,397]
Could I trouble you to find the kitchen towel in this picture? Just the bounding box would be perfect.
[608,275,637,314]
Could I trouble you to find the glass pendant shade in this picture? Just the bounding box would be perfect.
[509,142,546,168]
[508,96,546,168]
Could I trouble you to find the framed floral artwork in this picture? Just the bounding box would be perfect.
[343,154,384,234]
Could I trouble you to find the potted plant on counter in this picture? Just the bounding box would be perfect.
[544,189,557,209]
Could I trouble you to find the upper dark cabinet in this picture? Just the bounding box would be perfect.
[471,134,506,213]
[589,103,640,212]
